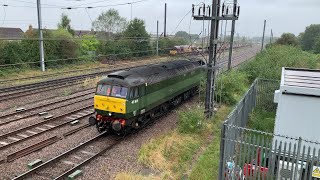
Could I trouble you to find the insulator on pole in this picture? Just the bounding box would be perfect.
[237,6,240,16]
[207,6,211,16]
[222,3,225,15]
[203,4,206,15]
[192,4,195,16]
[198,7,201,16]
[226,6,229,15]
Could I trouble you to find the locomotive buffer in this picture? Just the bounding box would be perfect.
[192,0,239,117]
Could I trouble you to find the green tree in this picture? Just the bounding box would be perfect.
[175,31,199,42]
[314,37,320,54]
[123,18,151,56]
[52,29,78,62]
[79,35,100,55]
[92,9,127,36]
[58,13,74,36]
[276,33,298,46]
[300,24,320,51]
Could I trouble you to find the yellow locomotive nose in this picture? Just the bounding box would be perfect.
[94,95,126,114]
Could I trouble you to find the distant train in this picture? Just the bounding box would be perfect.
[169,42,252,56]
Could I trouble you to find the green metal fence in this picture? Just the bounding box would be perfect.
[218,79,320,180]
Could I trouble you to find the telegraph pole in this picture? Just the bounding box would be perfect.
[261,19,266,52]
[192,0,239,117]
[227,0,237,70]
[270,29,273,44]
[37,0,45,71]
[164,3,167,37]
[156,20,159,56]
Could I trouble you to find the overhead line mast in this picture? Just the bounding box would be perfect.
[192,0,240,118]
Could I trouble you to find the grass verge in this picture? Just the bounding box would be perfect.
[248,108,276,133]
[188,105,232,180]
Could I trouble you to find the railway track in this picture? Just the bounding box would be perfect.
[0,50,256,102]
[0,48,260,179]
[0,60,157,102]
[0,105,94,151]
[0,89,95,125]
[12,132,120,180]
[9,94,193,179]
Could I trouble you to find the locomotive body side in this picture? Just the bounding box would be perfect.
[90,60,206,134]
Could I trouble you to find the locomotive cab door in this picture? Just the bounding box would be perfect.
[139,85,147,116]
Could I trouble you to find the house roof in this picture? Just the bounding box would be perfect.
[0,27,24,39]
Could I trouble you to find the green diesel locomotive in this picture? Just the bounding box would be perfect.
[89,59,206,134]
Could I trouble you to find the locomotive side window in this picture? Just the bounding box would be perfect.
[96,84,111,96]
[111,86,128,98]
[129,87,140,99]
[140,86,145,96]
[129,89,134,99]
[134,87,139,98]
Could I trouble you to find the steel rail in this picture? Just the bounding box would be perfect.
[12,132,108,180]
[54,138,122,180]
[0,60,157,101]
[0,95,93,126]
[0,59,156,93]
[0,105,93,139]
[0,89,94,120]
[0,109,94,150]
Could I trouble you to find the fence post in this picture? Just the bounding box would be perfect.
[253,79,258,108]
[293,137,302,180]
[218,123,227,179]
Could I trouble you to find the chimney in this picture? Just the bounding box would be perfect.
[28,25,33,32]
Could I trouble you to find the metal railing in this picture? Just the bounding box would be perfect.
[218,79,320,180]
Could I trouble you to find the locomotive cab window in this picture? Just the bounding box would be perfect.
[96,84,111,96]
[111,86,128,98]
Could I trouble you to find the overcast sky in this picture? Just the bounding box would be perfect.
[0,0,319,37]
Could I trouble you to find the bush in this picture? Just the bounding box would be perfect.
[215,70,249,105]
[79,35,100,56]
[177,105,204,134]
[97,40,132,59]
[248,108,276,133]
[239,45,318,82]
[276,33,298,46]
[0,41,26,65]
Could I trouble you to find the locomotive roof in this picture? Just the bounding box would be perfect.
[98,59,205,87]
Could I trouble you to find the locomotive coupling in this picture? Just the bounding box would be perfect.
[89,116,97,126]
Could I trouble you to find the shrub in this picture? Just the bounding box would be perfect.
[79,35,100,55]
[0,41,25,65]
[239,45,318,82]
[276,33,298,46]
[248,108,276,133]
[215,70,249,105]
[177,105,204,134]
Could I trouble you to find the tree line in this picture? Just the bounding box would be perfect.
[274,24,320,54]
[0,9,192,69]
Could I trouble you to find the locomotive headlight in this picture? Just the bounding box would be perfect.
[109,113,112,116]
